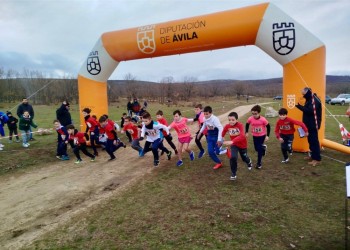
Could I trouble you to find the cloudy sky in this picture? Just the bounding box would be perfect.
[1,0,349,82]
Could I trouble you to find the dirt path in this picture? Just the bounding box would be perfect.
[0,104,255,249]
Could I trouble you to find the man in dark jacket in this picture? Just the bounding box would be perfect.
[56,101,72,127]
[17,98,35,140]
[295,87,322,166]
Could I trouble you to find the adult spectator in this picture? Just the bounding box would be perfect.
[56,101,72,127]
[132,98,141,116]
[127,98,133,117]
[295,87,322,166]
[17,98,35,141]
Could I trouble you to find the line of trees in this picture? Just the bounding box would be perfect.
[1,67,348,105]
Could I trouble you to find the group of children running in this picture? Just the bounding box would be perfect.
[53,103,309,181]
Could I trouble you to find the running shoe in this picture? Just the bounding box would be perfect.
[230,175,237,181]
[167,151,172,160]
[281,158,289,163]
[213,163,223,170]
[61,156,70,161]
[176,160,184,167]
[247,161,253,170]
[189,151,195,161]
[75,159,82,164]
[198,150,205,159]
[154,160,160,167]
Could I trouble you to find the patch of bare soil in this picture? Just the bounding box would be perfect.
[0,104,254,249]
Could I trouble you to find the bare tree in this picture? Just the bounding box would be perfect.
[181,76,197,101]
[123,73,140,99]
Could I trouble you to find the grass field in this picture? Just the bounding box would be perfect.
[1,98,350,249]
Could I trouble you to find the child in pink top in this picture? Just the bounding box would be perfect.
[168,110,195,167]
[245,105,270,169]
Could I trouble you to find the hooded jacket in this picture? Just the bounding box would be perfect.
[295,89,322,131]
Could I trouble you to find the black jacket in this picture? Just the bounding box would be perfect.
[6,116,18,129]
[17,103,34,118]
[56,104,72,127]
[296,90,322,131]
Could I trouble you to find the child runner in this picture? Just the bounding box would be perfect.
[99,115,126,161]
[121,116,143,156]
[156,110,178,155]
[274,108,309,163]
[82,108,99,156]
[168,110,195,167]
[67,124,95,164]
[53,120,70,160]
[197,106,224,170]
[0,111,9,150]
[245,105,270,169]
[121,112,132,142]
[140,112,172,167]
[19,111,37,148]
[222,112,253,181]
[6,111,20,143]
[193,104,206,158]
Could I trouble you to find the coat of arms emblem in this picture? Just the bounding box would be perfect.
[287,94,296,109]
[87,51,101,75]
[272,22,295,55]
[137,25,156,54]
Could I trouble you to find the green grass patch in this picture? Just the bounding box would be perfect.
[2,99,349,249]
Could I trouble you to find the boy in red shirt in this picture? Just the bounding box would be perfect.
[99,115,126,161]
[66,124,95,164]
[121,116,143,156]
[82,108,100,156]
[222,112,253,181]
[274,108,308,163]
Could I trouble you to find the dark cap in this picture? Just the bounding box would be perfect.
[6,111,12,116]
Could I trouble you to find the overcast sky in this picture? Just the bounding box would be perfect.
[1,0,349,82]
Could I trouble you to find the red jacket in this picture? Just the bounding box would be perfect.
[104,123,118,140]
[123,123,139,140]
[157,117,169,136]
[70,130,87,145]
[222,122,247,149]
[85,115,98,132]
[274,117,308,139]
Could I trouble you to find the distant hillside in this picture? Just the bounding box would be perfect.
[108,75,349,85]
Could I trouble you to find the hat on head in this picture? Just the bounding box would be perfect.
[6,111,12,116]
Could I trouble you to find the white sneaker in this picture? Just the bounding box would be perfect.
[23,143,28,148]
[230,175,237,181]
[0,147,3,151]
[27,142,30,146]
[0,144,4,148]
[281,158,289,163]
[219,148,227,155]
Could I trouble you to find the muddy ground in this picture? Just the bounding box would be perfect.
[0,105,254,249]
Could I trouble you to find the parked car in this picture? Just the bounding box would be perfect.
[330,94,350,105]
[273,95,283,100]
[325,95,332,104]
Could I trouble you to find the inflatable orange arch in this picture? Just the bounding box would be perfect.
[78,2,350,154]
